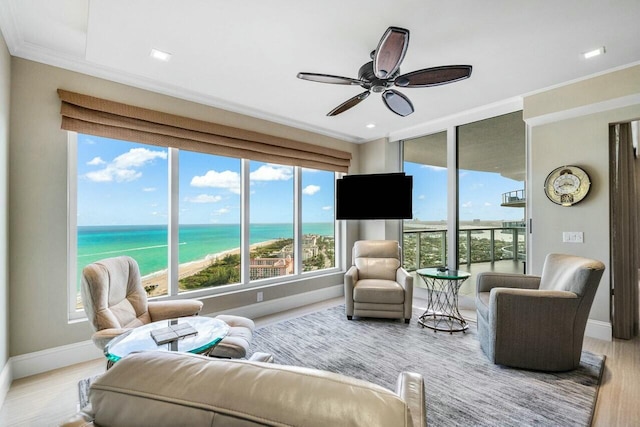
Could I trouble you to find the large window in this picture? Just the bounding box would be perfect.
[401,111,526,307]
[302,168,336,272]
[402,131,448,272]
[71,134,339,315]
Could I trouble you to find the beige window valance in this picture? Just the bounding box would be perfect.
[57,89,351,172]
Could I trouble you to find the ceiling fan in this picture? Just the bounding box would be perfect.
[297,26,472,117]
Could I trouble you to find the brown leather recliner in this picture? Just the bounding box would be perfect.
[344,240,414,323]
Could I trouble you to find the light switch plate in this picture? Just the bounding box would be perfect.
[562,231,584,243]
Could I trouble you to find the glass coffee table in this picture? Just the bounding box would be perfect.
[416,268,471,334]
[104,317,229,367]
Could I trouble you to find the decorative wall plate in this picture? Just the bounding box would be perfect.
[544,165,591,206]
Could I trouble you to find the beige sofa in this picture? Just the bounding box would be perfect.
[61,351,426,427]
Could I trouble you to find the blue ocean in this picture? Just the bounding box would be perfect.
[77,223,334,281]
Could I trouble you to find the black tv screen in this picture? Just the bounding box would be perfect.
[336,173,413,220]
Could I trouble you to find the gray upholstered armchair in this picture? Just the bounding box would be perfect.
[81,256,204,350]
[475,253,605,371]
[345,240,413,323]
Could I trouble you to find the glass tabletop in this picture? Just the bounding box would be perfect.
[416,268,471,280]
[104,317,230,364]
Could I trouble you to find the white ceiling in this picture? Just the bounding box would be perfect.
[1,0,639,143]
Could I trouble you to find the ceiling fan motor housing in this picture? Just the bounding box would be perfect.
[359,61,397,93]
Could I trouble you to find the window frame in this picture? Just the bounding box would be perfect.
[68,132,342,320]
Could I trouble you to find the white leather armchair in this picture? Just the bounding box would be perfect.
[345,240,414,323]
[81,256,204,350]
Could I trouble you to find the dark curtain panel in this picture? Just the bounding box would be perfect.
[609,122,639,339]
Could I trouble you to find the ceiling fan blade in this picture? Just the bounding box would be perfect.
[373,27,409,79]
[382,90,414,117]
[394,65,472,88]
[327,91,371,116]
[297,72,362,85]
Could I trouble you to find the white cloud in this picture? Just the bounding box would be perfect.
[214,208,230,215]
[113,148,167,169]
[484,202,492,207]
[85,148,167,183]
[143,187,156,192]
[185,194,223,204]
[322,206,332,211]
[302,185,321,195]
[421,165,446,172]
[418,194,425,200]
[462,201,473,208]
[250,164,293,181]
[191,170,241,194]
[87,157,105,166]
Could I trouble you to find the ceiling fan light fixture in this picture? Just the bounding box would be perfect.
[150,48,172,62]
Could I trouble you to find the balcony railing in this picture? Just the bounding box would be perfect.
[501,189,525,207]
[402,227,526,272]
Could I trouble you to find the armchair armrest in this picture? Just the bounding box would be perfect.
[92,328,131,350]
[396,371,426,427]
[344,266,358,317]
[490,288,580,332]
[148,299,203,321]
[397,268,414,321]
[396,267,413,291]
[477,272,541,294]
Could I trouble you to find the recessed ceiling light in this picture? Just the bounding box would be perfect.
[366,123,376,129]
[583,46,605,59]
[150,48,172,62]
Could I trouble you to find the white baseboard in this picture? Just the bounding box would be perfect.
[585,319,612,342]
[209,284,343,320]
[11,339,103,380]
[0,359,12,411]
[9,285,343,380]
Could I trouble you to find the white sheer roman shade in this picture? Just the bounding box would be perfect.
[58,89,351,172]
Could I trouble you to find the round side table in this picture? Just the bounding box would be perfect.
[416,268,471,333]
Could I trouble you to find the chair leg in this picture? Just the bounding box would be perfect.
[404,319,410,324]
[347,315,352,320]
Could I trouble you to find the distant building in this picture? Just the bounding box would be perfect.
[249,256,293,280]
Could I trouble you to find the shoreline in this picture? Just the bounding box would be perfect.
[142,239,279,297]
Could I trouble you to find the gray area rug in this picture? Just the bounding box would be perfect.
[248,305,604,427]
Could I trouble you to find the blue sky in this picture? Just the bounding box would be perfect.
[404,161,525,222]
[77,135,335,226]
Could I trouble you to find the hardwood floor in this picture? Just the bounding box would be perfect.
[0,297,638,426]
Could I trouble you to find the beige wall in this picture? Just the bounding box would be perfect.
[525,65,640,323]
[9,58,358,356]
[0,30,10,371]
[358,138,403,241]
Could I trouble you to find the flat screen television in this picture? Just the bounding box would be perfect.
[336,173,413,220]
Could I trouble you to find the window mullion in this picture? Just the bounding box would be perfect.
[168,148,179,296]
[241,159,250,284]
[294,167,302,275]
[447,126,458,269]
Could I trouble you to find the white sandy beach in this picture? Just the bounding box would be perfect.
[142,239,279,297]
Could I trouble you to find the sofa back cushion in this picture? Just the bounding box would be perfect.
[353,240,401,281]
[89,351,414,427]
